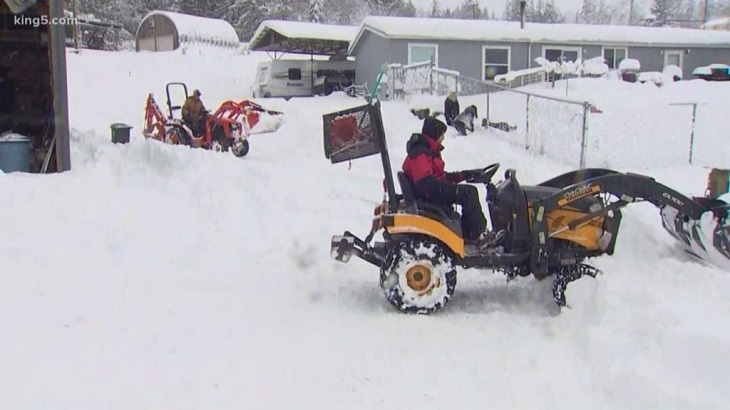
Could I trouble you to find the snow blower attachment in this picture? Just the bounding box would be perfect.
[326,100,730,314]
[660,168,730,270]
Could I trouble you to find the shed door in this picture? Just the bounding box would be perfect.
[137,37,156,51]
[155,35,175,51]
[664,50,683,70]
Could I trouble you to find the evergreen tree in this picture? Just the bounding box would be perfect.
[502,0,523,21]
[310,0,323,22]
[650,0,679,24]
[576,0,612,24]
[430,0,440,17]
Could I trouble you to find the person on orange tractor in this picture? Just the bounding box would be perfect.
[182,89,207,137]
[402,117,505,247]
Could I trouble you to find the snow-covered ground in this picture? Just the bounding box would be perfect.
[2,48,730,409]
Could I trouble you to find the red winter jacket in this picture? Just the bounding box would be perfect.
[402,133,464,205]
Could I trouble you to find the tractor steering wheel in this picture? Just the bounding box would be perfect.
[469,163,500,184]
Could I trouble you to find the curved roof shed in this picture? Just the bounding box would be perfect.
[135,11,240,52]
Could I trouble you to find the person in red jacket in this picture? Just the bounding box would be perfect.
[402,117,504,246]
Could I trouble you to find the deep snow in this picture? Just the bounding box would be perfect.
[1,48,730,409]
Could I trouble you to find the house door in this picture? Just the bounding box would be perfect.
[664,50,683,70]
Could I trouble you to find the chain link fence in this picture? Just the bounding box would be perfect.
[483,83,730,170]
[385,62,729,170]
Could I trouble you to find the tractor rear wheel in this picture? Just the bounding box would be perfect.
[379,238,457,314]
[164,127,190,146]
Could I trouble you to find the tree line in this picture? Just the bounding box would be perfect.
[76,0,730,44]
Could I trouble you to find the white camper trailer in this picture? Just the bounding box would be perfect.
[251,57,356,99]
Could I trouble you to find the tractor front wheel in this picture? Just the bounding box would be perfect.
[231,139,250,157]
[379,238,457,314]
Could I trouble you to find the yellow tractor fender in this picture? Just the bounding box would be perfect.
[382,213,465,258]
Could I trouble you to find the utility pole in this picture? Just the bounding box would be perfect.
[72,0,80,52]
[703,0,709,27]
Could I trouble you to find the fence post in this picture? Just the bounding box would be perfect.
[580,102,589,169]
[689,102,697,165]
[486,90,490,127]
[429,58,434,95]
[525,94,530,150]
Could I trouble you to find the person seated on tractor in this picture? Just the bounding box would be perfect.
[182,89,207,137]
[402,117,505,247]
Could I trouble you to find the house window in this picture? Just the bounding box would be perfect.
[288,68,301,80]
[543,46,582,63]
[408,43,438,66]
[482,46,510,80]
[603,47,627,69]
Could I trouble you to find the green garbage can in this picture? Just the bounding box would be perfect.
[110,123,132,144]
[0,133,31,173]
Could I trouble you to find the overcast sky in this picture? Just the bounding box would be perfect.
[410,0,589,19]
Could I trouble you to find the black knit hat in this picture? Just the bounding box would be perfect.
[422,117,447,139]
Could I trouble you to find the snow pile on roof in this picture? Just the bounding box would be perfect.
[250,20,358,43]
[138,11,240,47]
[352,16,730,51]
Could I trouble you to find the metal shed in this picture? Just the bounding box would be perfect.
[0,0,70,173]
[135,11,239,52]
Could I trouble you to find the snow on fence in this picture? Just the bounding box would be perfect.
[386,59,729,170]
[485,84,730,170]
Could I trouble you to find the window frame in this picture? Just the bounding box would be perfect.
[408,42,439,66]
[663,49,684,70]
[541,45,583,63]
[481,45,511,81]
[288,68,302,81]
[601,46,628,69]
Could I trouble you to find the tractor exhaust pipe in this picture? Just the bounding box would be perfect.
[520,1,526,29]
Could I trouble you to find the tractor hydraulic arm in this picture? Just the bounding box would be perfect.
[537,172,707,220]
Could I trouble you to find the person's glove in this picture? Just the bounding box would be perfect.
[461,168,484,183]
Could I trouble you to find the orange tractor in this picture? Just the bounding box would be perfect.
[144,83,283,157]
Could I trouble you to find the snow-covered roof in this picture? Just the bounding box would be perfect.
[248,20,359,56]
[250,20,358,43]
[136,11,239,47]
[350,16,730,54]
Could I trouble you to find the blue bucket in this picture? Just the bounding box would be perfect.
[0,134,31,173]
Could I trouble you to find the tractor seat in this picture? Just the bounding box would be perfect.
[397,172,461,223]
[523,185,599,211]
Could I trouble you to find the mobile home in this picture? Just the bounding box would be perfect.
[251,57,355,99]
[247,20,359,98]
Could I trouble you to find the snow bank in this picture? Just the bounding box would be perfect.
[2,46,730,410]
